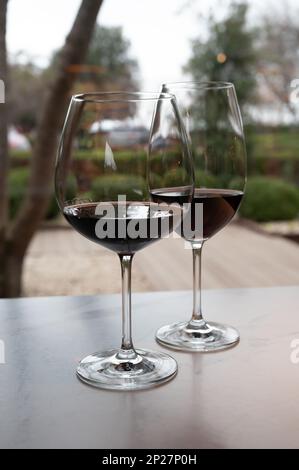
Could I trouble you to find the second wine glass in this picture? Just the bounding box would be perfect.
[154,82,246,352]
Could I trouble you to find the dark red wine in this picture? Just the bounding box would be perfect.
[151,187,243,240]
[150,186,192,206]
[64,202,181,254]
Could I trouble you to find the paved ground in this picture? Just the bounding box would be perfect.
[23,223,299,297]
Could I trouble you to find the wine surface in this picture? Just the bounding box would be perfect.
[151,187,243,240]
[150,186,191,206]
[64,202,181,254]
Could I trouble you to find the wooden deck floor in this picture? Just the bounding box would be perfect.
[23,223,299,297]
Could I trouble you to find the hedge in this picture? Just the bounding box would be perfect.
[9,168,76,220]
[234,176,299,222]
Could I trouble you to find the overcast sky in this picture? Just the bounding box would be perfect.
[6,0,285,92]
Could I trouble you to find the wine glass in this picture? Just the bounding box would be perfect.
[55,92,193,389]
[154,82,246,351]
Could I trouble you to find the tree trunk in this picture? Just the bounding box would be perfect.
[1,0,104,297]
[0,246,23,298]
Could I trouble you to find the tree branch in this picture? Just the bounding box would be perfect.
[9,0,104,256]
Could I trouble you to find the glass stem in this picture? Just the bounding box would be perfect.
[117,254,137,361]
[191,242,204,323]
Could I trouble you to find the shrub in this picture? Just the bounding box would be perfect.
[76,149,147,175]
[163,168,186,187]
[91,174,147,201]
[149,172,164,189]
[9,168,29,219]
[10,150,31,159]
[236,176,299,222]
[148,150,192,178]
[48,175,77,219]
[194,170,219,188]
[228,176,245,191]
[163,168,219,188]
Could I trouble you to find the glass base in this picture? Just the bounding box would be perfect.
[77,348,178,390]
[156,320,239,352]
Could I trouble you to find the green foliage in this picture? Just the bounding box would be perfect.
[49,175,77,218]
[235,177,299,222]
[184,2,258,112]
[194,170,219,187]
[63,149,136,161]
[9,59,49,131]
[91,174,147,201]
[86,26,139,90]
[148,151,187,177]
[228,176,245,191]
[46,26,140,125]
[10,125,299,165]
[9,168,29,219]
[253,129,299,160]
[149,173,164,189]
[10,150,31,159]
[163,168,218,188]
[73,150,147,178]
[46,198,60,220]
[10,162,299,223]
[162,168,186,187]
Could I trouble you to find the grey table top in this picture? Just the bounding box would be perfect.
[0,286,299,449]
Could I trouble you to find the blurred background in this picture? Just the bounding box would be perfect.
[1,0,299,298]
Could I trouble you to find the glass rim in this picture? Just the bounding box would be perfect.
[72,91,176,103]
[162,81,235,91]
